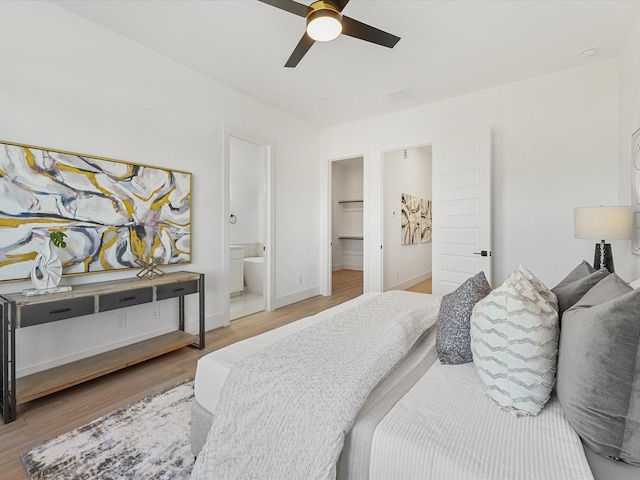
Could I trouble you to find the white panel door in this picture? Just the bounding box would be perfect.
[432,127,491,294]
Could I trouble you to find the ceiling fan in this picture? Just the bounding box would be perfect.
[258,0,401,67]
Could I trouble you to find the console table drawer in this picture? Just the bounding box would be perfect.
[156,280,199,300]
[20,296,95,327]
[98,288,153,312]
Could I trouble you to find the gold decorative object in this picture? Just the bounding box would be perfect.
[135,257,165,280]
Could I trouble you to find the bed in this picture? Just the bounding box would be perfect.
[190,289,639,480]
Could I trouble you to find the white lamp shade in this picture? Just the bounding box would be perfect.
[574,206,633,240]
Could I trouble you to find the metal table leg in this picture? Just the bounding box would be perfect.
[188,273,205,350]
[1,298,16,423]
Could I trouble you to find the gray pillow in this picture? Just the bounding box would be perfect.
[556,273,640,466]
[436,271,491,364]
[552,260,608,314]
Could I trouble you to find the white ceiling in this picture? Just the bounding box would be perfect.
[53,0,640,128]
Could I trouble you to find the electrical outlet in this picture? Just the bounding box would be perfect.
[396,271,400,279]
[298,275,303,285]
[152,307,160,320]
[116,313,127,329]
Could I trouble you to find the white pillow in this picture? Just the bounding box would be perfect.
[470,265,560,416]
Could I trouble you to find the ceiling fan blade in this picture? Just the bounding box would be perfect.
[341,15,400,48]
[285,33,316,68]
[328,0,350,12]
[257,0,310,17]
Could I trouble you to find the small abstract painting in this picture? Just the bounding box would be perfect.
[634,128,640,256]
[401,193,421,245]
[0,140,191,282]
[420,199,432,243]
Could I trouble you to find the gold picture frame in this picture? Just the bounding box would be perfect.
[633,128,640,256]
[0,140,192,282]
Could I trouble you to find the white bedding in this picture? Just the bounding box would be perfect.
[191,291,633,480]
[368,360,594,480]
[194,292,379,414]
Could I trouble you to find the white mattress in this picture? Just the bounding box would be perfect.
[368,360,594,480]
[194,292,380,414]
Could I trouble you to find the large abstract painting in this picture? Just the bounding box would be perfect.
[420,198,432,243]
[634,128,640,256]
[0,141,191,282]
[401,193,421,245]
[401,193,432,245]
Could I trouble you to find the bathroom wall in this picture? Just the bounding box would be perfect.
[230,136,267,246]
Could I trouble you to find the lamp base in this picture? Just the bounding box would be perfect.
[594,243,614,272]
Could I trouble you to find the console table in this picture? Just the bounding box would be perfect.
[0,271,205,423]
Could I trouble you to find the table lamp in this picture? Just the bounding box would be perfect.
[574,206,632,272]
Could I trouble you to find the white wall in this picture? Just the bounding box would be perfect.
[332,159,364,271]
[229,137,266,246]
[383,146,432,290]
[0,1,321,376]
[321,60,619,290]
[618,16,640,281]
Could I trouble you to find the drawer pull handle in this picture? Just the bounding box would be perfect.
[50,308,71,315]
[120,296,136,302]
[172,287,185,292]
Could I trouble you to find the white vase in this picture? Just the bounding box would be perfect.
[31,237,63,290]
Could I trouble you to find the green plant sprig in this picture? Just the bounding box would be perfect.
[50,231,67,248]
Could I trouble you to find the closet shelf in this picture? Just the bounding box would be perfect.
[338,236,364,240]
[338,200,363,211]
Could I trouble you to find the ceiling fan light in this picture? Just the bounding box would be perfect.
[306,9,342,42]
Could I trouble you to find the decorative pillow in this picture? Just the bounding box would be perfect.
[556,273,640,466]
[552,260,609,315]
[470,265,559,416]
[516,264,559,311]
[436,271,491,365]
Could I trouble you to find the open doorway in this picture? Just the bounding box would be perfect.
[382,146,433,292]
[330,157,364,294]
[226,131,274,321]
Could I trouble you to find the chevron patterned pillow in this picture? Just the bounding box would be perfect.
[470,265,560,416]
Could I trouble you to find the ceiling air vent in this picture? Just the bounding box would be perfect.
[387,88,416,102]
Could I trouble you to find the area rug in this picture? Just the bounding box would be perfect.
[22,380,195,479]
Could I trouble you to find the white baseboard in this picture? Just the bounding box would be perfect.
[273,286,321,310]
[342,263,363,271]
[185,312,227,332]
[332,264,344,271]
[385,271,432,292]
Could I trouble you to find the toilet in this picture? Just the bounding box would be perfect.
[243,257,263,294]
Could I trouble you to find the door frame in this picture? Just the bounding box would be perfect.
[324,154,366,297]
[223,126,275,321]
[380,143,434,291]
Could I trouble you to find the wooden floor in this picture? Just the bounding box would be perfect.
[0,270,431,479]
